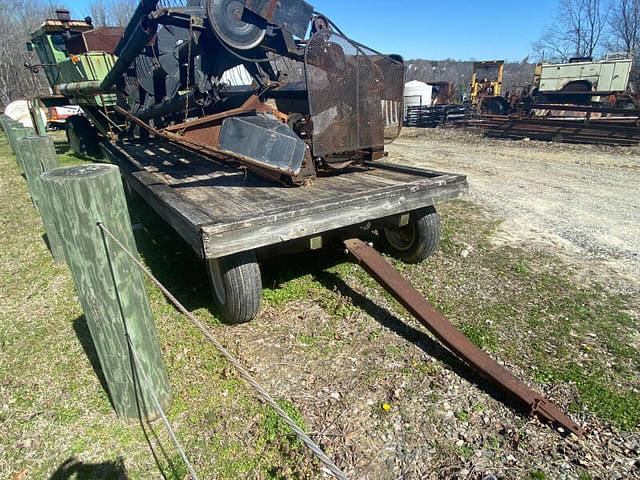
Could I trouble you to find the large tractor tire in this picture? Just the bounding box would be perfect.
[380,206,441,264]
[480,96,510,116]
[65,115,101,157]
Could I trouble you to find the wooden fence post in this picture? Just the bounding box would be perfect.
[2,120,21,152]
[29,99,48,136]
[18,136,65,264]
[6,125,35,168]
[41,164,172,420]
[0,114,11,132]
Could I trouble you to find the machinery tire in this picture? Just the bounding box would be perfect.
[481,97,510,116]
[207,251,262,324]
[65,115,100,157]
[380,206,441,264]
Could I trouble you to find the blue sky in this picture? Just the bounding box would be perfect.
[64,0,558,61]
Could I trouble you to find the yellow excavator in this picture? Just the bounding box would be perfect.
[470,60,510,115]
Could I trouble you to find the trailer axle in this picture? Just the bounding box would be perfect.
[343,238,583,436]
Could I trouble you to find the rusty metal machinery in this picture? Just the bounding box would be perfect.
[104,0,405,185]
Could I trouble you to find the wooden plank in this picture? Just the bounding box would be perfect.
[203,172,465,235]
[105,139,468,259]
[202,181,464,258]
[102,142,212,257]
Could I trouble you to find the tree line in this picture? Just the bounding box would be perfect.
[0,0,134,108]
[533,0,640,62]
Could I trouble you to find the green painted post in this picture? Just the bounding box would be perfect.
[18,136,65,264]
[41,164,172,420]
[4,123,22,157]
[29,100,48,136]
[2,121,21,152]
[7,125,35,168]
[0,114,11,132]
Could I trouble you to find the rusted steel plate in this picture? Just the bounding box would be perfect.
[343,238,583,436]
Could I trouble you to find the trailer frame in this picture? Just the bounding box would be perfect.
[102,139,467,261]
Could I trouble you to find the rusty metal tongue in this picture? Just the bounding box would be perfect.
[343,238,583,437]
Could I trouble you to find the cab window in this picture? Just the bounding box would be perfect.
[50,33,68,55]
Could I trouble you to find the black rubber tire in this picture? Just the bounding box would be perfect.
[65,115,100,157]
[380,206,441,264]
[481,96,510,116]
[207,251,262,324]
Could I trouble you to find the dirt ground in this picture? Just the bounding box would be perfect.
[389,128,640,293]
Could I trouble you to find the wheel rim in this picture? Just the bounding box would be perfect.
[209,259,226,304]
[384,221,416,252]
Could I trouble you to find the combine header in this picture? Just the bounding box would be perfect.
[27,2,404,184]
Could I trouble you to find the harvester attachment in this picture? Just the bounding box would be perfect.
[108,0,404,184]
[28,1,405,184]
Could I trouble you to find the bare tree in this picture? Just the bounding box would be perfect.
[110,0,137,27]
[88,0,109,27]
[0,0,66,107]
[607,0,640,53]
[534,0,610,62]
[607,0,640,89]
[87,0,136,27]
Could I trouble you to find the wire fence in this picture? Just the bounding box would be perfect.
[97,222,350,480]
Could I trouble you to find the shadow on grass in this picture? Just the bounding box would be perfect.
[124,193,216,315]
[48,457,128,479]
[72,315,114,411]
[312,269,524,416]
[54,141,69,155]
[54,139,105,163]
[260,248,525,420]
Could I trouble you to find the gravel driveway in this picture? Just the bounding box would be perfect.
[388,128,640,292]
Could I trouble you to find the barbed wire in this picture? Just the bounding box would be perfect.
[97,222,350,480]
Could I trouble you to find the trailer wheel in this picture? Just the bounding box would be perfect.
[66,115,100,157]
[380,206,441,264]
[207,251,262,324]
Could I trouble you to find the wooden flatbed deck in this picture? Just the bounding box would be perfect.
[103,139,468,259]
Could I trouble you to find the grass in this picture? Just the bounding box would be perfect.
[415,201,640,431]
[1,131,638,479]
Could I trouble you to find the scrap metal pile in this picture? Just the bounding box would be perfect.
[458,105,640,146]
[404,104,471,128]
[53,0,405,185]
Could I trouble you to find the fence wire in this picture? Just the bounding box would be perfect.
[97,222,350,480]
[126,335,200,480]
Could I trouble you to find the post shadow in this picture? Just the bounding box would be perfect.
[72,315,114,411]
[48,456,128,479]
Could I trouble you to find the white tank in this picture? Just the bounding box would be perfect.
[5,100,46,129]
[404,80,433,108]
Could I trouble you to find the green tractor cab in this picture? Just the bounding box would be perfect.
[27,9,124,154]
